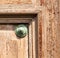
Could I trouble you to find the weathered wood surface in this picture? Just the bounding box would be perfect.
[0,0,59,58]
[0,17,36,58]
[41,0,59,58]
[0,0,40,4]
[0,24,28,58]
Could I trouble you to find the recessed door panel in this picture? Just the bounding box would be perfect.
[0,14,36,58]
[0,24,28,58]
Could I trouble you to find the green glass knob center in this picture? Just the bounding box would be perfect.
[15,25,28,38]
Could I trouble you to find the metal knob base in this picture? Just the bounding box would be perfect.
[15,24,28,38]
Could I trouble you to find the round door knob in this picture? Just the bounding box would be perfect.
[15,24,28,38]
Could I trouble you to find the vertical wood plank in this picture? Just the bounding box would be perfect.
[32,19,36,58]
[41,0,59,58]
[0,31,6,58]
[18,35,28,58]
[29,23,33,58]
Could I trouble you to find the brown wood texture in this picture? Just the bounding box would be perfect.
[0,0,59,58]
[0,24,28,58]
[0,0,40,4]
[41,0,59,58]
[0,0,32,4]
[0,15,37,58]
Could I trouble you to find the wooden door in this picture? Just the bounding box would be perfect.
[0,0,59,58]
[0,14,36,58]
[0,24,28,58]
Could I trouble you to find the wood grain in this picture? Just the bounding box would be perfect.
[0,0,59,58]
[0,0,32,4]
[0,24,28,58]
[41,0,59,58]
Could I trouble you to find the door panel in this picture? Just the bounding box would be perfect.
[0,14,36,58]
[0,24,28,58]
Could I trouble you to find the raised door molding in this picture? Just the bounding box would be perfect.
[0,0,59,58]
